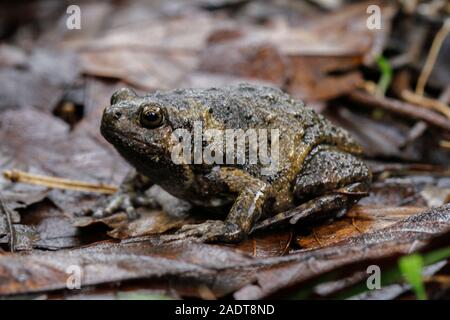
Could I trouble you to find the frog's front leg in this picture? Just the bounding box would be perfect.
[78,170,154,219]
[84,170,193,219]
[82,170,193,219]
[167,169,269,243]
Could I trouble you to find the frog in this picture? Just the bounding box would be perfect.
[93,83,371,243]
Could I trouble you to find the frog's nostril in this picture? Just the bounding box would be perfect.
[113,111,122,119]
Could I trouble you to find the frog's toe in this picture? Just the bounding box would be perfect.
[74,207,92,217]
[87,192,139,219]
[200,226,244,243]
[177,220,217,233]
[159,230,203,243]
[174,220,244,243]
[159,220,245,243]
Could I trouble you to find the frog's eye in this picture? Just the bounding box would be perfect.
[139,105,165,129]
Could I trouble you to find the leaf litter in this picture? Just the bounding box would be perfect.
[0,0,450,299]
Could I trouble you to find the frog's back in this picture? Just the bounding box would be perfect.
[153,84,309,129]
[150,83,361,154]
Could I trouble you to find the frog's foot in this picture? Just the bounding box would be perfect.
[78,190,153,220]
[76,170,156,220]
[77,185,191,221]
[161,220,244,243]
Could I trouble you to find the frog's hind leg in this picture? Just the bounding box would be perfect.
[293,145,371,203]
[253,145,371,231]
[253,182,368,232]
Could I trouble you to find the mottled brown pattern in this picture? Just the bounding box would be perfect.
[98,84,371,242]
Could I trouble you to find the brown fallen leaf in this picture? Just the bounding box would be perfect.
[0,223,38,251]
[348,90,450,132]
[80,48,194,91]
[0,44,27,68]
[199,41,287,87]
[0,204,449,299]
[0,107,128,215]
[77,12,232,90]
[0,69,63,112]
[73,208,198,240]
[297,205,426,250]
[199,1,396,101]
[288,58,364,101]
[1,0,449,301]
[234,204,450,299]
[233,230,294,258]
[359,179,428,207]
[199,32,365,101]
[19,199,99,251]
[107,209,197,239]
[181,72,276,90]
[0,240,254,297]
[324,106,423,160]
[420,185,450,207]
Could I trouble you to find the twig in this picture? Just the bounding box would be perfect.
[390,71,450,144]
[368,162,450,176]
[3,169,118,194]
[401,121,428,148]
[348,90,450,131]
[389,24,427,68]
[440,140,450,149]
[351,218,363,234]
[0,192,15,252]
[312,228,323,248]
[401,89,450,120]
[424,275,450,287]
[280,230,293,256]
[358,80,377,95]
[439,85,450,104]
[416,18,450,96]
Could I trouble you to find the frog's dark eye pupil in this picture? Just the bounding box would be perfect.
[140,106,164,128]
[146,112,158,122]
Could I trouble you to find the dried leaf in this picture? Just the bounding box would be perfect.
[234,204,450,299]
[297,205,426,250]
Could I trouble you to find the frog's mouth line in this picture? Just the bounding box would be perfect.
[103,129,150,153]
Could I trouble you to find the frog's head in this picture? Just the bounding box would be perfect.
[101,88,179,173]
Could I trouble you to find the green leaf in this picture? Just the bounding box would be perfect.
[422,246,450,265]
[398,254,427,300]
[375,55,392,97]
